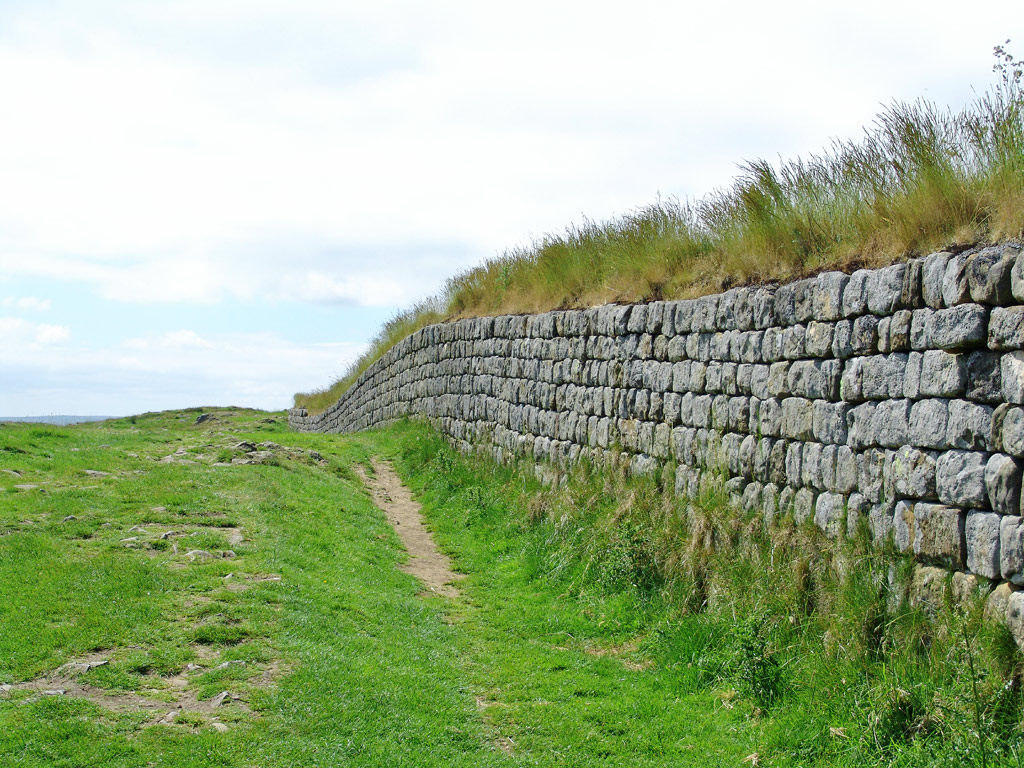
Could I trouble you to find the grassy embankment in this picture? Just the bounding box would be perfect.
[296,45,1024,415]
[2,411,1022,766]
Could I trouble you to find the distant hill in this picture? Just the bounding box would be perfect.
[0,415,113,425]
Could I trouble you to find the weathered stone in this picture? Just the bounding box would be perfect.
[936,450,988,508]
[1003,351,1024,404]
[892,445,937,500]
[1006,591,1024,650]
[1001,515,1024,584]
[909,399,948,449]
[802,442,823,489]
[994,405,1024,457]
[967,246,1016,305]
[847,402,877,450]
[946,400,993,451]
[942,252,972,306]
[928,304,988,350]
[835,445,857,493]
[910,309,933,351]
[814,273,849,322]
[840,357,863,402]
[832,320,853,358]
[893,500,915,552]
[877,316,892,354]
[890,310,912,352]
[986,453,1023,514]
[793,487,817,524]
[902,258,924,309]
[990,306,1024,350]
[804,321,834,357]
[966,350,1003,403]
[867,263,906,315]
[966,510,1001,578]
[985,581,1017,626]
[782,325,806,360]
[921,251,951,309]
[813,400,849,445]
[851,315,879,355]
[913,502,966,567]
[904,352,922,399]
[919,350,967,398]
[781,397,814,441]
[875,399,911,448]
[841,270,869,317]
[858,448,887,503]
[814,492,846,538]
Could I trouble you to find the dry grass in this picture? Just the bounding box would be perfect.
[295,46,1024,414]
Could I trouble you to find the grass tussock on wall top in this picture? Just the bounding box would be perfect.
[295,46,1024,414]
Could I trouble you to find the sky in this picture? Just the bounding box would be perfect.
[0,0,1019,416]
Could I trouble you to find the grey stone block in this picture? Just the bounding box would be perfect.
[946,400,993,451]
[832,320,854,358]
[875,399,912,448]
[794,487,817,524]
[909,399,949,449]
[966,511,1001,579]
[890,310,912,351]
[913,503,966,567]
[867,263,906,315]
[990,306,1024,350]
[893,500,914,552]
[813,272,848,321]
[813,400,850,445]
[877,316,892,354]
[781,397,814,441]
[966,350,1003,403]
[986,453,1023,514]
[841,270,870,318]
[892,445,937,500]
[840,357,864,402]
[994,405,1024,457]
[902,258,924,309]
[942,252,972,306]
[1004,351,1024,405]
[759,398,782,437]
[922,251,952,308]
[767,362,791,398]
[968,246,1016,305]
[904,352,923,399]
[919,350,967,397]
[1000,515,1024,584]
[761,327,784,362]
[805,321,834,357]
[782,325,806,360]
[845,492,871,539]
[936,450,988,508]
[910,309,933,351]
[814,492,846,538]
[802,442,823,489]
[858,448,887,503]
[851,315,879,355]
[848,402,877,450]
[835,445,858,493]
[785,442,803,485]
[787,360,831,400]
[752,288,776,329]
[928,304,989,350]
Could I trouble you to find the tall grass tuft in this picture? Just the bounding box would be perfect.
[296,44,1024,413]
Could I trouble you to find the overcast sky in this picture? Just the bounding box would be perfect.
[0,0,1019,416]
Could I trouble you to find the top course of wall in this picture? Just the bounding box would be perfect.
[291,243,1024,619]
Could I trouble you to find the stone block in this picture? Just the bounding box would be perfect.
[909,398,949,449]
[994,405,1024,457]
[767,361,790,398]
[840,357,863,402]
[877,316,892,354]
[1003,351,1024,404]
[794,487,817,524]
[781,398,815,442]
[835,445,857,493]
[902,258,924,309]
[942,252,972,306]
[910,309,933,350]
[847,402,877,450]
[752,288,776,329]
[805,321,834,357]
[782,325,806,359]
[904,351,922,399]
[875,399,912,448]
[858,448,887,503]
[832,320,854,358]
[913,502,966,567]
[785,442,803,485]
[893,500,914,552]
[867,263,906,315]
[844,492,871,538]
[841,270,869,317]
[814,492,846,538]
[986,453,1023,514]
[966,510,1001,579]
[936,450,988,508]
[968,246,1016,305]
[921,251,951,308]
[801,442,822,489]
[851,315,879,355]
[990,306,1024,350]
[966,350,1003,403]
[890,310,912,351]
[946,400,994,451]
[813,400,850,445]
[919,350,967,398]
[1001,515,1024,584]
[892,445,937,500]
[813,272,848,321]
[928,304,989,350]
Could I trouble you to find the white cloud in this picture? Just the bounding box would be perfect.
[2,296,51,311]
[0,316,70,345]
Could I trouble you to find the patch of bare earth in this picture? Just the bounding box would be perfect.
[355,459,463,598]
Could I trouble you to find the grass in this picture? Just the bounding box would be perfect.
[295,43,1024,414]
[3,410,1023,765]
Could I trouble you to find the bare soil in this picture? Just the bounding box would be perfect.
[356,459,463,598]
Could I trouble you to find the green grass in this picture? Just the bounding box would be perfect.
[296,43,1024,414]
[3,411,1023,765]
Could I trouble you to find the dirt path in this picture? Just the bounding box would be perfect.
[356,459,463,598]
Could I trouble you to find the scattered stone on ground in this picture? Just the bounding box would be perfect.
[194,413,214,425]
[83,470,109,477]
[62,515,76,522]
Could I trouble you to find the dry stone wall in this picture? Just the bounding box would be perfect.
[292,244,1024,617]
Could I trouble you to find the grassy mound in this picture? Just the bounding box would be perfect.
[296,45,1024,414]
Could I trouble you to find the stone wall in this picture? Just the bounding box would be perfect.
[291,244,1024,620]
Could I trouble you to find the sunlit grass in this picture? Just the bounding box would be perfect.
[296,46,1024,414]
